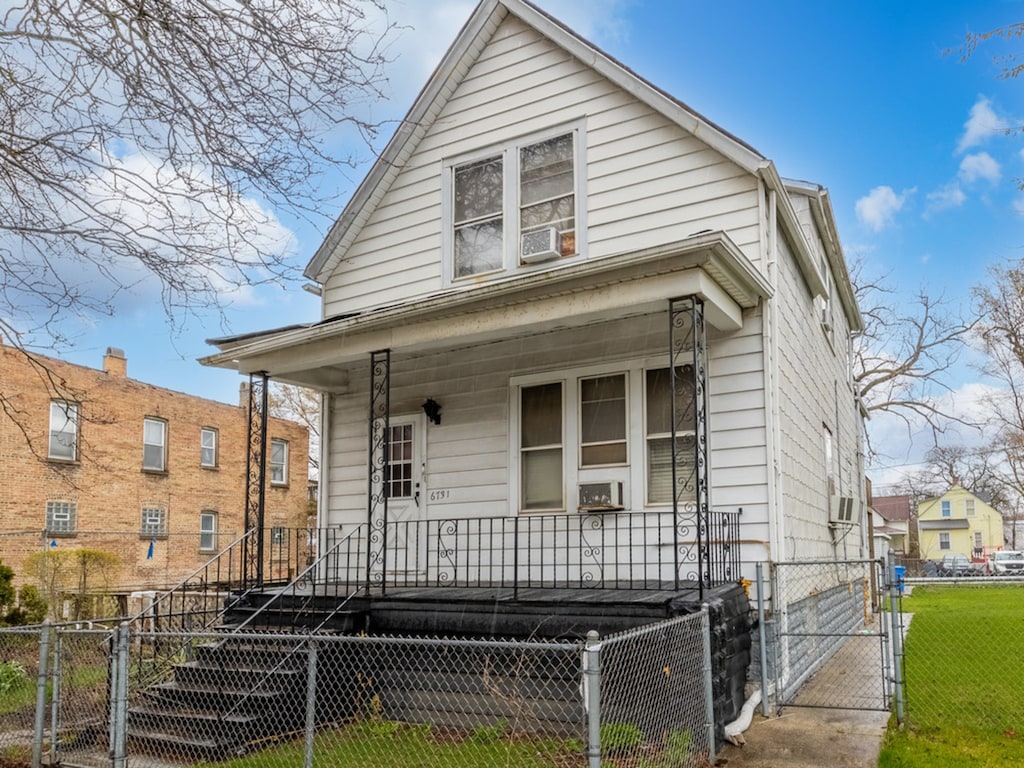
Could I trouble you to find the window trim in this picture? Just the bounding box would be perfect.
[142,417,168,473]
[46,501,77,537]
[269,438,289,486]
[940,500,951,518]
[441,120,587,286]
[48,400,79,462]
[200,427,218,469]
[141,506,167,539]
[509,357,699,514]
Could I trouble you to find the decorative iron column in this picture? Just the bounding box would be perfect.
[243,371,269,590]
[669,297,710,597]
[366,350,391,594]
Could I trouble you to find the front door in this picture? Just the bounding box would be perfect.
[385,414,425,580]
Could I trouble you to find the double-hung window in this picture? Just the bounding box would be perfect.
[270,438,288,485]
[48,401,79,461]
[514,362,698,513]
[645,367,696,504]
[941,500,951,518]
[199,511,217,552]
[200,427,218,468]
[520,383,564,511]
[143,418,167,472]
[939,531,951,550]
[448,125,582,282]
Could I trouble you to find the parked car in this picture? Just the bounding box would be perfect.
[938,554,973,577]
[991,550,1024,575]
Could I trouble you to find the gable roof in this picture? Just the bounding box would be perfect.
[305,0,830,307]
[872,495,912,522]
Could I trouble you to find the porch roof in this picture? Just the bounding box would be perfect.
[201,230,772,390]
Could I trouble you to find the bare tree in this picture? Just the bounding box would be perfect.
[851,258,978,457]
[1,0,393,352]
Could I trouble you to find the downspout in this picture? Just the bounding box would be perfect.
[764,186,784,563]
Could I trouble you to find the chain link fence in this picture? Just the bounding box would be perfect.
[897,578,1024,739]
[1,609,717,767]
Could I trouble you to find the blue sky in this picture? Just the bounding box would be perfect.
[43,0,1024,482]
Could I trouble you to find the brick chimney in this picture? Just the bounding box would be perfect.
[103,347,127,377]
[239,381,250,408]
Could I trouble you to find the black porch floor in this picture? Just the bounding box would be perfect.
[340,581,731,640]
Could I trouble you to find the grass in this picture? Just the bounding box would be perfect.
[878,583,1024,767]
[199,720,584,768]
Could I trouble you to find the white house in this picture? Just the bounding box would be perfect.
[202,0,866,592]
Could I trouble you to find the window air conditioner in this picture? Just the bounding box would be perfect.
[578,481,624,512]
[829,495,856,525]
[520,228,561,263]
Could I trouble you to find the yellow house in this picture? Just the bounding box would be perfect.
[917,483,1004,561]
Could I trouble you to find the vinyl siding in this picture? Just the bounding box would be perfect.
[321,14,760,317]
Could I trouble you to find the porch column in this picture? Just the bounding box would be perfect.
[244,371,269,590]
[367,350,391,594]
[669,297,710,596]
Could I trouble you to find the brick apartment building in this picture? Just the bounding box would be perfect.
[0,343,309,604]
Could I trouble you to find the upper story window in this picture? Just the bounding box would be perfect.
[48,401,79,461]
[143,417,167,472]
[200,427,218,468]
[446,125,583,283]
[46,501,77,536]
[941,500,951,518]
[270,438,288,485]
[965,498,976,517]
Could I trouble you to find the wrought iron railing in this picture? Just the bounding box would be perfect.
[354,509,742,597]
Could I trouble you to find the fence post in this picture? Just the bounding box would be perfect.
[31,621,51,768]
[756,562,771,717]
[700,604,717,766]
[50,627,62,764]
[303,639,318,768]
[111,622,129,768]
[887,553,906,725]
[584,630,601,768]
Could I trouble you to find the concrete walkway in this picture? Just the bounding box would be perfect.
[716,615,905,768]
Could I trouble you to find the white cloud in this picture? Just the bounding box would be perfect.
[1014,197,1024,217]
[956,96,1009,154]
[925,182,966,213]
[958,152,1001,184]
[855,185,914,232]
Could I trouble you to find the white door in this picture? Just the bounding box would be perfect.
[385,414,425,579]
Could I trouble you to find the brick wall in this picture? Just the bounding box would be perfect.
[0,344,309,593]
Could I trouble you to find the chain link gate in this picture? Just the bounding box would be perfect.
[767,558,896,712]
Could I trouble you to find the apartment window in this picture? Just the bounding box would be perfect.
[141,507,167,538]
[271,526,286,546]
[143,418,167,472]
[270,438,288,485]
[645,367,696,504]
[200,427,218,468]
[521,383,563,511]
[580,374,627,466]
[939,532,951,550]
[46,501,77,536]
[199,511,217,552]
[48,401,79,461]
[447,127,581,281]
[941,500,951,518]
[965,499,976,517]
[974,531,983,549]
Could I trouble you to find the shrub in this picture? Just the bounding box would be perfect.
[0,660,28,695]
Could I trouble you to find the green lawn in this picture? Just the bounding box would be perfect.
[879,584,1024,766]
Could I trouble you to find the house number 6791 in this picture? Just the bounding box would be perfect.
[428,489,451,502]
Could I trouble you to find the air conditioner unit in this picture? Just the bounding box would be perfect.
[520,228,561,263]
[578,481,624,512]
[829,495,857,525]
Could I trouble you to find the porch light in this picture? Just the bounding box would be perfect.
[422,398,442,425]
